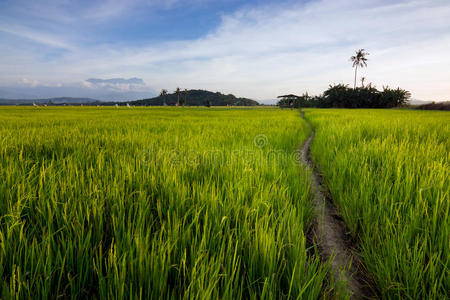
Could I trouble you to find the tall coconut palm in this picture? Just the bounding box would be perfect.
[350,49,369,89]
[182,89,188,107]
[175,87,181,106]
[160,89,168,106]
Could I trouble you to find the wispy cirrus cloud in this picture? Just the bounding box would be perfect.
[0,25,74,49]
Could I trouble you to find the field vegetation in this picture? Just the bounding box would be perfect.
[0,107,328,299]
[305,109,449,299]
[1,106,448,299]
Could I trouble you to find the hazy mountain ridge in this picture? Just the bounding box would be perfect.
[0,97,101,105]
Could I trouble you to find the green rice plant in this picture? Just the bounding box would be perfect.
[0,107,328,299]
[304,109,449,299]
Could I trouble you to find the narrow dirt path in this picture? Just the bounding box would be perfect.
[300,112,374,299]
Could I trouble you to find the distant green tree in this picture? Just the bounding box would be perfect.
[175,87,181,106]
[323,84,351,107]
[380,86,411,108]
[350,49,369,89]
[316,83,410,108]
[297,92,312,107]
[181,89,188,106]
[160,89,168,106]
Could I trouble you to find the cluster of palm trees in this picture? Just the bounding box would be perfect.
[159,88,189,106]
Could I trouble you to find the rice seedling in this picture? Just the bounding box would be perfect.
[304,109,449,299]
[0,107,328,299]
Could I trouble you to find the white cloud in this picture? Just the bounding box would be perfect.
[21,78,41,87]
[83,77,148,91]
[20,78,63,88]
[0,25,73,49]
[1,0,450,101]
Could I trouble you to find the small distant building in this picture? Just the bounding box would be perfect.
[277,94,301,108]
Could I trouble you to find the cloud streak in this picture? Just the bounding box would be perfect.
[0,25,73,49]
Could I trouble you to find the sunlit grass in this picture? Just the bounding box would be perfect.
[305,109,449,299]
[0,107,328,299]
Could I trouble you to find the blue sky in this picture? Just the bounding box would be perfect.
[1,0,449,102]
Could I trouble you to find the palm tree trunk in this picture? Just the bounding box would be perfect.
[354,65,358,89]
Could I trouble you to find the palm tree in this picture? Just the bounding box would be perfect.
[175,87,181,106]
[350,49,369,89]
[182,89,188,107]
[160,89,168,106]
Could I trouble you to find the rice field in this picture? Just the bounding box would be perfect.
[1,106,448,299]
[0,107,328,299]
[304,109,449,299]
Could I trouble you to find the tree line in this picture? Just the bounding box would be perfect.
[160,88,189,106]
[278,84,411,108]
[278,49,411,108]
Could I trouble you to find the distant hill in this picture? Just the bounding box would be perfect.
[0,97,101,105]
[0,91,260,106]
[131,90,259,106]
[408,99,432,105]
[415,101,450,111]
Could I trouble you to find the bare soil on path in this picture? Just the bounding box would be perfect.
[300,112,377,299]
